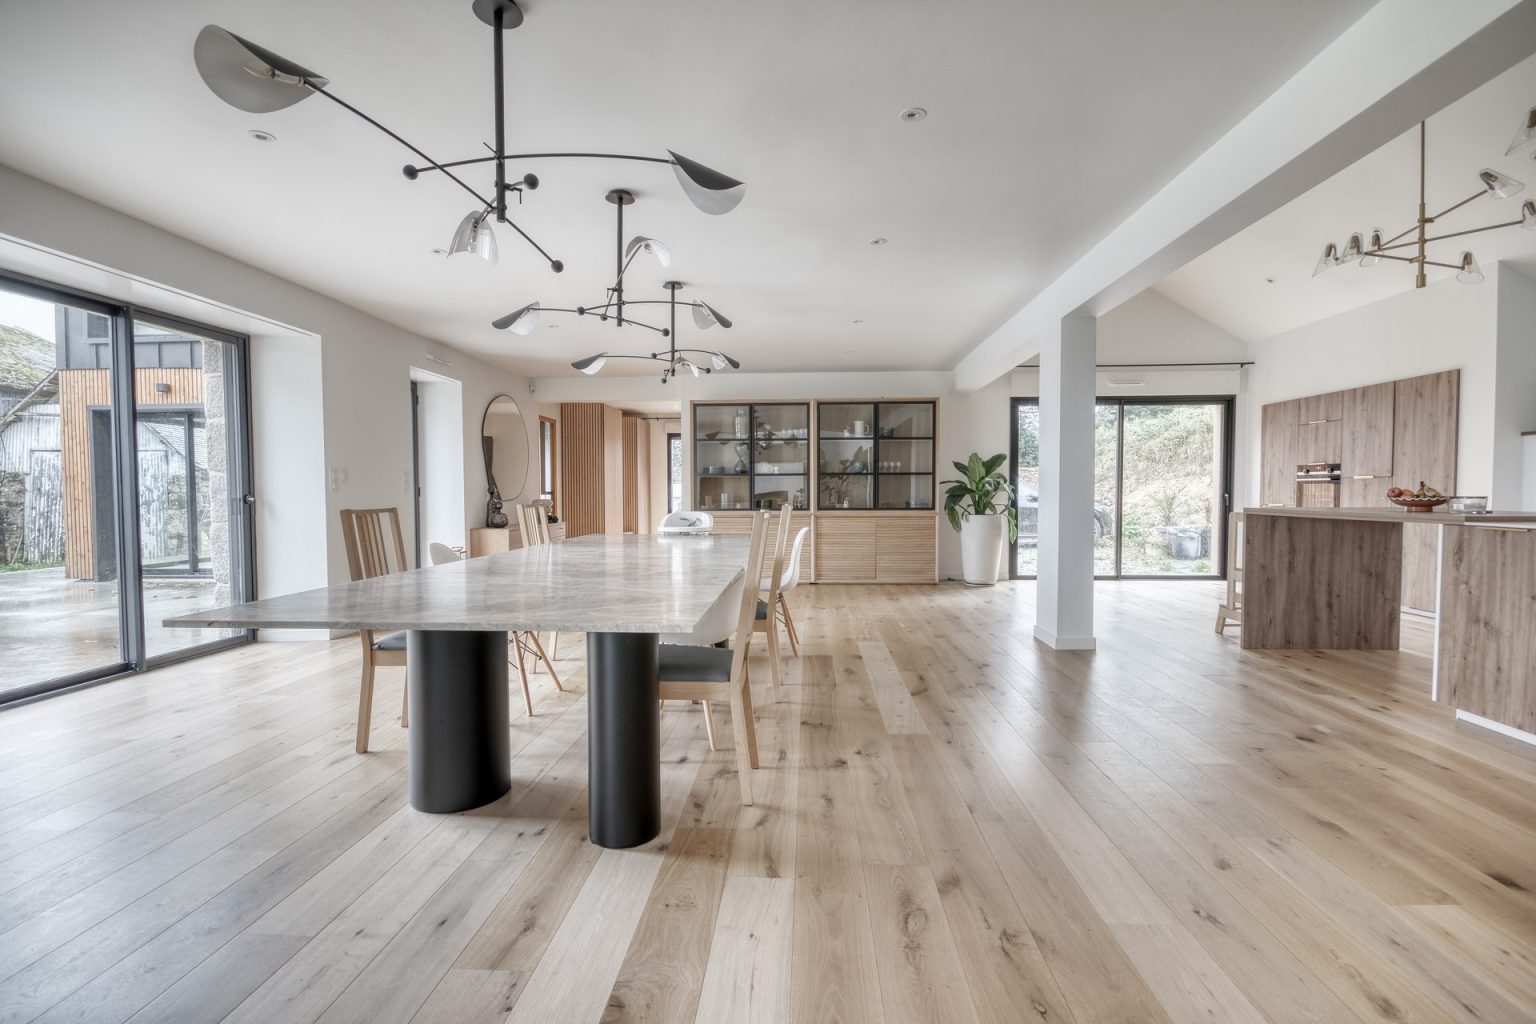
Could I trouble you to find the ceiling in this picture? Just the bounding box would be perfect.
[1158,52,1536,342]
[0,0,1375,378]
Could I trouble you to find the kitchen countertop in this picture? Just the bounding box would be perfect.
[1244,506,1536,525]
[164,533,750,634]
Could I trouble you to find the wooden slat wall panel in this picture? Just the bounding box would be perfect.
[603,407,624,535]
[875,516,938,582]
[632,418,650,534]
[814,516,876,582]
[60,367,205,579]
[559,403,608,538]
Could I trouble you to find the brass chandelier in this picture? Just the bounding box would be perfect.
[1312,108,1536,287]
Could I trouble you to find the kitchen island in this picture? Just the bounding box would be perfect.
[1242,506,1536,742]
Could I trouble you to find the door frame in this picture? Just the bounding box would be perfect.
[0,270,256,705]
[1009,394,1235,581]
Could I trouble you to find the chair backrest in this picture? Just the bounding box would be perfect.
[730,512,772,680]
[780,526,810,592]
[340,507,408,581]
[764,503,794,603]
[515,503,550,547]
[428,542,462,565]
[659,510,714,532]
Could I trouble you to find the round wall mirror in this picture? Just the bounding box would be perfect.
[481,395,529,512]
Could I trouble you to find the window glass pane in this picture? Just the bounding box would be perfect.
[1014,401,1039,577]
[0,286,123,696]
[1093,403,1120,576]
[668,434,682,513]
[133,320,244,659]
[539,419,554,502]
[1120,402,1223,576]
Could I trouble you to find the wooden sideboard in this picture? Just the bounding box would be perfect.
[1258,369,1458,611]
[709,509,937,584]
[468,521,567,557]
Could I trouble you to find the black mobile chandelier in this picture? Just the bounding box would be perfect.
[491,189,739,381]
[1311,107,1536,287]
[192,0,746,273]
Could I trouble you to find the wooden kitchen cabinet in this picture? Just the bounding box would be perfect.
[815,513,937,583]
[1296,419,1342,464]
[1341,382,1395,478]
[1393,369,1459,612]
[1259,400,1300,506]
[1297,390,1342,425]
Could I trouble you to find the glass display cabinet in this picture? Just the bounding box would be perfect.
[694,402,810,511]
[817,401,935,510]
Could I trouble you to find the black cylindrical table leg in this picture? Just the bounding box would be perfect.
[407,630,512,813]
[587,631,660,848]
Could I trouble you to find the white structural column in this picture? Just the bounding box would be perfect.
[1035,315,1096,650]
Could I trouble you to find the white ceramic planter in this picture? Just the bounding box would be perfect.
[960,513,1006,586]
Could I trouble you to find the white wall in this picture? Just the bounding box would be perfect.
[1494,265,1536,509]
[1243,276,1498,503]
[0,164,538,593]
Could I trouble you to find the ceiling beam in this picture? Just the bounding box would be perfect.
[952,0,1536,392]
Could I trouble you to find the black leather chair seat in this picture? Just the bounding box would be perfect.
[657,643,733,682]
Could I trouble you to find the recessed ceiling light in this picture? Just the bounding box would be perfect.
[546,323,559,328]
[899,107,927,122]
[852,319,864,324]
[1265,277,1275,284]
[430,247,447,256]
[247,129,277,143]
[868,237,888,246]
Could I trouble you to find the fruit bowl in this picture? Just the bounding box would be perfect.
[1387,495,1448,513]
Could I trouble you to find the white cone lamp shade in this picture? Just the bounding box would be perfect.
[1522,201,1536,230]
[1359,228,1384,268]
[1507,106,1536,156]
[668,151,745,215]
[194,26,327,113]
[1456,251,1485,284]
[1312,242,1339,276]
[691,301,733,330]
[572,353,607,375]
[449,211,498,263]
[1339,233,1366,264]
[492,302,540,334]
[625,236,671,268]
[1478,168,1525,199]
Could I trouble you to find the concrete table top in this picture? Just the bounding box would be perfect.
[164,533,750,634]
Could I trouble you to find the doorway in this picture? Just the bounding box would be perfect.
[1011,396,1233,580]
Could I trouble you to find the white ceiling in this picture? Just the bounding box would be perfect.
[0,0,1374,377]
[1158,52,1536,342]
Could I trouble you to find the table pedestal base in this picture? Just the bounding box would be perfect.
[587,631,660,849]
[406,630,512,812]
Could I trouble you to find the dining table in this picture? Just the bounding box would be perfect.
[164,532,750,849]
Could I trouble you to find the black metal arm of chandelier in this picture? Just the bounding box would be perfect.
[192,0,744,273]
[1311,117,1536,288]
[491,188,732,346]
[570,282,741,384]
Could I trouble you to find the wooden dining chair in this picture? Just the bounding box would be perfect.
[749,503,794,701]
[506,504,563,712]
[339,507,409,753]
[658,509,771,804]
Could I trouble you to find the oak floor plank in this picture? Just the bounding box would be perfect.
[693,875,794,1024]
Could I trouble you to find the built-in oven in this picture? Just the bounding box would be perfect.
[1296,463,1341,508]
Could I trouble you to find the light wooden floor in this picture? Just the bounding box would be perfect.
[2,581,1534,1024]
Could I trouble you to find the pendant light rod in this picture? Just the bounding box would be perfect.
[1416,121,1428,288]
[307,84,494,211]
[403,152,675,177]
[493,2,507,222]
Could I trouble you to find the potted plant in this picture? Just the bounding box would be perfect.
[943,452,1017,586]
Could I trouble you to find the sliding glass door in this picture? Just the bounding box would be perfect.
[0,275,253,703]
[1011,396,1232,580]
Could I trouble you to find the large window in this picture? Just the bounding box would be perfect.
[1011,396,1232,580]
[0,274,254,704]
[539,416,556,511]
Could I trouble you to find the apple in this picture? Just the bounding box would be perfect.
[1386,487,1404,498]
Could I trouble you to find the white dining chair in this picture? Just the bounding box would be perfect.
[658,510,714,534]
[428,542,460,566]
[764,526,808,655]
